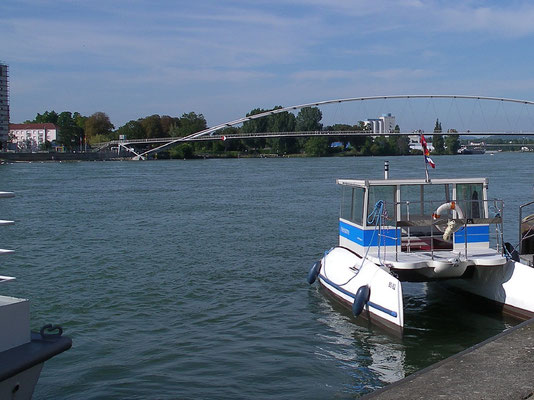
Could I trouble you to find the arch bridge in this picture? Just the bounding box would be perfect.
[97,95,534,160]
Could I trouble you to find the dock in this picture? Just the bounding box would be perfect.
[364,318,534,399]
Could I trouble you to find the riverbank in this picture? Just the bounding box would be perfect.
[0,151,122,162]
[364,317,534,399]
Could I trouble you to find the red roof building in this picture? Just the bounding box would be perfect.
[9,123,58,152]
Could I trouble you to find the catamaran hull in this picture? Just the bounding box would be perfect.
[444,260,534,320]
[315,247,404,333]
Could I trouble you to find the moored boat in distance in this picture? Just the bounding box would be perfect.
[458,146,486,154]
[0,191,71,399]
[307,164,534,335]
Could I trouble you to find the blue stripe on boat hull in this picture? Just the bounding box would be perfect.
[454,225,490,243]
[339,221,400,247]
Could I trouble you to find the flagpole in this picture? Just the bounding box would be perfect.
[420,131,430,182]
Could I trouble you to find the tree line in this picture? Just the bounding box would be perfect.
[25,110,207,152]
[25,108,462,158]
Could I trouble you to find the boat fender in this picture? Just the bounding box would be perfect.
[504,242,520,262]
[443,219,457,241]
[307,261,321,285]
[352,285,370,317]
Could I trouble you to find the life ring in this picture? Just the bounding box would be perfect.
[433,201,464,220]
[432,202,465,239]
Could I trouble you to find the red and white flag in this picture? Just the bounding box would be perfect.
[420,134,436,168]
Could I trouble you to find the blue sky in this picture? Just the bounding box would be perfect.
[3,0,534,130]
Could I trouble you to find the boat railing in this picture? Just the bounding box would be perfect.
[379,199,505,261]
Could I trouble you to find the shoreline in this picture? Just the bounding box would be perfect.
[363,317,534,399]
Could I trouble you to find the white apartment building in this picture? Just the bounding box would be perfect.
[0,63,9,148]
[9,123,58,152]
[365,113,396,134]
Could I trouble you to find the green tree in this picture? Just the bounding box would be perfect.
[266,106,296,132]
[39,140,52,151]
[74,112,87,133]
[433,118,445,154]
[266,106,297,154]
[445,134,460,154]
[390,135,411,155]
[324,123,352,131]
[296,107,322,131]
[176,112,207,137]
[116,120,146,140]
[322,124,353,152]
[242,108,268,150]
[433,119,442,133]
[346,123,369,152]
[370,137,393,156]
[34,110,59,124]
[433,135,445,154]
[160,115,179,136]
[85,112,114,143]
[218,127,246,152]
[56,111,84,150]
[304,136,329,156]
[242,108,269,133]
[359,137,374,155]
[169,143,194,159]
[140,115,163,139]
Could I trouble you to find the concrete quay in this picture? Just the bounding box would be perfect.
[364,318,534,399]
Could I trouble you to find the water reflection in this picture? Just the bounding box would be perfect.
[311,280,519,394]
[314,289,405,396]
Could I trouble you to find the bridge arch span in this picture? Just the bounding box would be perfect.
[183,95,534,140]
[138,94,534,158]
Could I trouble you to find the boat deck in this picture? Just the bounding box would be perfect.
[367,248,506,270]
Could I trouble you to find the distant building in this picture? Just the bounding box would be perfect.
[380,113,396,133]
[408,134,434,152]
[364,113,396,134]
[0,63,9,149]
[9,123,58,152]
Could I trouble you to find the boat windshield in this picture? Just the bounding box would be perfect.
[457,183,484,219]
[340,186,365,225]
[400,184,451,219]
[368,185,396,222]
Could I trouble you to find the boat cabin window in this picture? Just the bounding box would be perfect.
[456,183,484,219]
[340,186,365,225]
[340,186,352,221]
[400,184,451,219]
[368,185,396,222]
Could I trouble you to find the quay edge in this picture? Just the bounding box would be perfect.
[363,317,534,400]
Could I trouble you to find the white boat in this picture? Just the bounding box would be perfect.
[307,164,534,334]
[0,191,71,399]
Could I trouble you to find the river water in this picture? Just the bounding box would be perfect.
[0,152,533,399]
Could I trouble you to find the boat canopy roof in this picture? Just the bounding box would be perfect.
[337,177,489,188]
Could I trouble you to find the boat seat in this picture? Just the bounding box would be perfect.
[401,236,452,251]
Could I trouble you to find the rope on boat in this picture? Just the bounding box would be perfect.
[328,201,386,287]
[367,200,386,265]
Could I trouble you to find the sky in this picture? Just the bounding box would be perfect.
[3,0,534,131]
